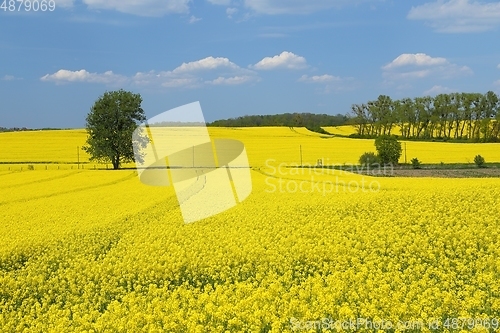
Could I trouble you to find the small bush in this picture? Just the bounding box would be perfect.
[349,133,377,139]
[411,158,421,169]
[474,155,486,168]
[374,135,402,165]
[27,164,34,171]
[359,152,380,166]
[306,126,332,135]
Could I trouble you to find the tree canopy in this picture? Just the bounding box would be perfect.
[350,92,500,142]
[82,90,147,170]
[374,135,402,165]
[208,112,348,129]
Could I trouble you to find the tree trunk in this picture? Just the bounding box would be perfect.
[112,155,120,170]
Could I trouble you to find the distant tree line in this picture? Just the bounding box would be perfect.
[0,127,66,132]
[350,92,500,142]
[208,112,349,133]
[0,127,31,132]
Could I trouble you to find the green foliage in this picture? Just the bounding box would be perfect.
[474,154,486,168]
[0,127,30,132]
[359,152,380,166]
[305,126,332,135]
[82,90,148,170]
[374,135,402,165]
[208,112,349,128]
[411,158,421,169]
[350,91,500,141]
[349,133,377,139]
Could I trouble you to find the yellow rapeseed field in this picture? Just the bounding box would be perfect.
[1,128,500,332]
[322,125,358,136]
[0,130,91,163]
[210,127,500,166]
[2,127,500,168]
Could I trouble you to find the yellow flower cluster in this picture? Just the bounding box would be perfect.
[0,130,90,163]
[2,127,500,169]
[0,128,499,332]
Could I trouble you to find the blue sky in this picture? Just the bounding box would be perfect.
[1,0,500,128]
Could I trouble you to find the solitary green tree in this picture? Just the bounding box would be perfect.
[83,90,147,170]
[359,152,380,166]
[374,135,402,165]
[474,155,485,168]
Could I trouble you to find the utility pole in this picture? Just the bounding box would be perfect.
[300,145,303,167]
[404,142,407,164]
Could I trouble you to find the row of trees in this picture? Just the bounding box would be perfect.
[208,113,349,128]
[0,127,31,132]
[350,92,500,142]
[84,90,500,169]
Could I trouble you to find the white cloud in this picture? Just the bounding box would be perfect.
[41,56,260,89]
[173,56,242,73]
[243,0,354,15]
[1,75,22,81]
[37,0,378,18]
[189,15,202,23]
[226,7,238,18]
[131,70,202,88]
[251,51,307,70]
[382,53,473,81]
[144,57,258,87]
[206,76,256,85]
[382,53,448,70]
[388,70,433,80]
[408,0,500,33]
[40,69,127,85]
[298,74,339,83]
[423,85,454,95]
[298,74,356,93]
[82,0,190,17]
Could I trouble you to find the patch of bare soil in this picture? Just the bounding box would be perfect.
[387,168,500,178]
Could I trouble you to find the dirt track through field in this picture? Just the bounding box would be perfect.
[387,168,500,178]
